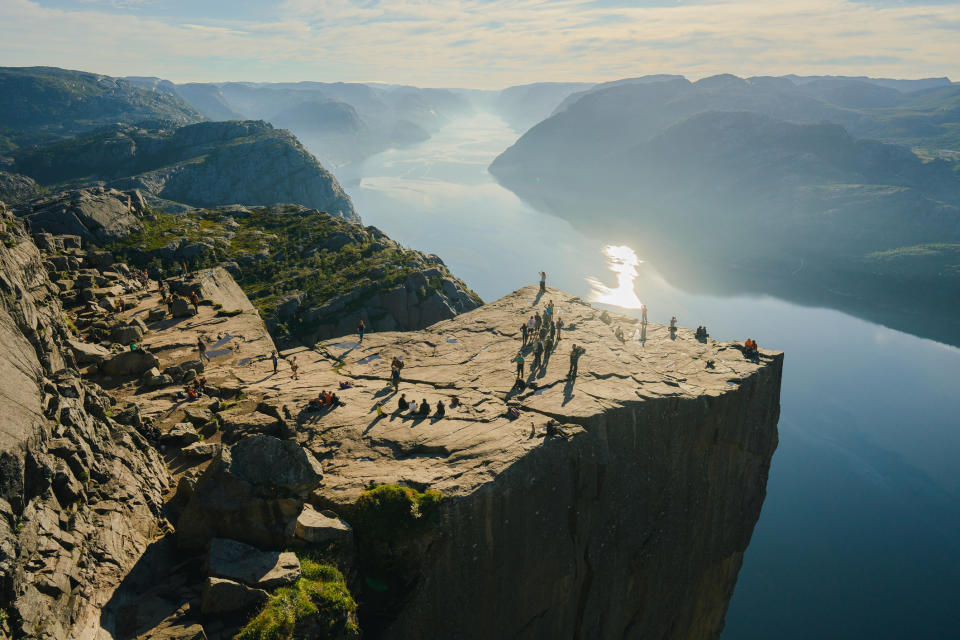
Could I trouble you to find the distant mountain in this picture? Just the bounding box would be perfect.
[174,83,245,121]
[170,80,472,165]
[270,100,365,136]
[13,120,358,220]
[550,74,686,116]
[784,74,953,94]
[493,81,594,132]
[490,74,960,346]
[0,67,203,148]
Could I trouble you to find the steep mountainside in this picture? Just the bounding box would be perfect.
[0,203,168,638]
[12,120,358,220]
[0,67,203,149]
[490,75,960,346]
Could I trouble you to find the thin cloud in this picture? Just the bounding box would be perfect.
[0,0,957,87]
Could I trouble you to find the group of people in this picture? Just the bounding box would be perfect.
[397,392,459,419]
[695,326,709,340]
[743,338,760,358]
[308,389,346,411]
[517,300,565,374]
[182,375,208,401]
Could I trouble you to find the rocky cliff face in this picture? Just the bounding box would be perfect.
[0,202,167,639]
[129,281,779,639]
[279,287,782,640]
[13,120,358,221]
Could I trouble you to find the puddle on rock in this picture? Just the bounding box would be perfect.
[357,354,382,365]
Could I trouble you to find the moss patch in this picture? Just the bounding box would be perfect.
[235,560,358,640]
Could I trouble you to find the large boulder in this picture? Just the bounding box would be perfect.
[201,577,268,616]
[159,423,200,448]
[288,504,353,548]
[206,538,301,589]
[68,339,111,366]
[171,297,196,317]
[177,436,324,550]
[101,349,160,377]
[23,187,145,244]
[217,407,282,443]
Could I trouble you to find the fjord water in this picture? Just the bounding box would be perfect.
[332,112,960,639]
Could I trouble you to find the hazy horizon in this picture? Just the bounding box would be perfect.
[3,0,960,88]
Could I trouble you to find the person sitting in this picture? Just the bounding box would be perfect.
[418,399,430,416]
[339,380,354,390]
[434,401,445,419]
[331,393,345,407]
[197,375,207,390]
[308,395,324,410]
[408,399,419,414]
[185,385,197,401]
[449,395,460,408]
[506,406,520,420]
[398,393,409,411]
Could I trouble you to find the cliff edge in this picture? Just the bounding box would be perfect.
[124,281,781,639]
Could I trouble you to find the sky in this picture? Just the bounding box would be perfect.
[1,0,958,88]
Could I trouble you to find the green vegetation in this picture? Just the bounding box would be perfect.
[350,484,444,543]
[0,66,202,148]
[235,557,357,640]
[107,205,480,339]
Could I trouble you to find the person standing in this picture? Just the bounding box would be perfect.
[197,337,208,362]
[521,322,529,346]
[539,271,546,293]
[534,312,542,332]
[357,319,366,343]
[641,303,648,325]
[391,365,401,390]
[532,339,543,370]
[567,344,585,380]
[290,356,299,380]
[271,350,279,373]
[514,351,525,378]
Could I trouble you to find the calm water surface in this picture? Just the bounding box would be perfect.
[330,113,960,639]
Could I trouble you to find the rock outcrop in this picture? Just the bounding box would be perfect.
[22,186,147,244]
[3,195,783,640]
[176,435,325,551]
[13,120,358,221]
[124,267,782,639]
[0,204,167,639]
[0,170,39,204]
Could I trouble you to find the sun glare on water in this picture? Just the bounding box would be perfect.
[586,244,643,309]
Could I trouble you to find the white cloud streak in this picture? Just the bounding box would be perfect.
[0,0,957,87]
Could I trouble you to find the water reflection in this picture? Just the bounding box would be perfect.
[586,244,644,309]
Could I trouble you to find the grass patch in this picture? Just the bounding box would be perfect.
[351,484,444,543]
[235,561,357,640]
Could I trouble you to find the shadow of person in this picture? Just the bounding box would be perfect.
[562,378,576,406]
[364,414,386,434]
[373,387,396,399]
[533,289,545,306]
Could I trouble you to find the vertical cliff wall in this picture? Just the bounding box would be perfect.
[385,355,781,640]
[272,286,783,640]
[0,202,167,639]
